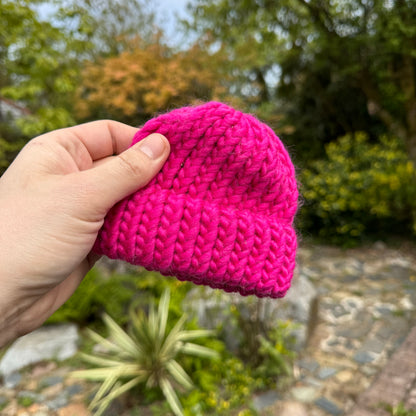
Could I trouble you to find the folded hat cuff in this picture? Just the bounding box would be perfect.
[94,188,296,298]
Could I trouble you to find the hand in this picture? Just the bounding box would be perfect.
[0,120,170,347]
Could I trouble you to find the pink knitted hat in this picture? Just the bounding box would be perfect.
[94,102,298,298]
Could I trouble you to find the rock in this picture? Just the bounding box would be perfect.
[17,391,45,403]
[45,393,68,410]
[335,370,354,383]
[0,395,8,407]
[3,371,21,388]
[184,273,317,350]
[64,384,83,398]
[275,272,318,324]
[297,358,320,373]
[252,390,280,411]
[26,403,49,414]
[280,401,309,416]
[30,362,57,378]
[361,337,385,354]
[58,403,90,416]
[0,324,79,377]
[317,367,338,380]
[41,383,64,398]
[353,350,376,364]
[291,386,319,403]
[40,375,64,388]
[314,397,343,415]
[304,377,323,388]
[335,312,373,339]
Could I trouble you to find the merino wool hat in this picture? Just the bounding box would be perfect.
[94,102,298,298]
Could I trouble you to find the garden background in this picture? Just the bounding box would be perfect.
[1,1,416,415]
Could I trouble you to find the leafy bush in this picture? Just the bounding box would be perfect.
[300,132,416,245]
[180,311,297,415]
[47,264,193,328]
[72,289,219,416]
[181,356,261,415]
[47,268,137,327]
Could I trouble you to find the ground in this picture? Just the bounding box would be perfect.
[1,241,416,416]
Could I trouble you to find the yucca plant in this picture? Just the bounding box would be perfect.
[71,289,219,416]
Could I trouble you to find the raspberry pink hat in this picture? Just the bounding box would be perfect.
[94,102,298,298]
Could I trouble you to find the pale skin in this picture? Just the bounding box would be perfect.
[0,120,170,348]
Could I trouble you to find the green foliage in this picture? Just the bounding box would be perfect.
[0,133,25,174]
[17,395,34,407]
[385,403,416,416]
[226,299,297,377]
[255,322,297,381]
[180,306,297,415]
[187,0,416,164]
[300,133,416,245]
[181,356,261,415]
[0,0,92,136]
[71,289,219,416]
[47,268,136,327]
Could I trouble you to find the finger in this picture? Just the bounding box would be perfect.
[78,133,170,212]
[43,120,139,161]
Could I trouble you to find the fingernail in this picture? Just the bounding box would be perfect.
[139,134,166,160]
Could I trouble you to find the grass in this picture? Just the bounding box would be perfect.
[384,403,416,416]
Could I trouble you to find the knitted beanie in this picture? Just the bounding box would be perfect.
[94,102,298,298]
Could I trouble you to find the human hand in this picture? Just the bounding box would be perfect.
[0,120,170,347]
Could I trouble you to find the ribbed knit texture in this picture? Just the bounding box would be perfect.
[94,102,298,298]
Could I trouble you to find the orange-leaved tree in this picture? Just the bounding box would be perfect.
[76,39,232,125]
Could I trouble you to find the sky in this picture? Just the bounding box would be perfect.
[154,0,192,46]
[37,0,193,48]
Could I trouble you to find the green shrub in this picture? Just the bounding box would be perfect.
[72,289,219,416]
[47,268,137,327]
[300,132,416,245]
[182,356,262,415]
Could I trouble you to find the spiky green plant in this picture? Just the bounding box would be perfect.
[71,289,219,416]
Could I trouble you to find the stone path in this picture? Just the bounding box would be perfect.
[0,361,92,416]
[268,243,416,416]
[349,325,416,416]
[1,242,415,416]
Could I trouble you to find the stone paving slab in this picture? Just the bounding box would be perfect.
[348,325,416,416]
[285,243,416,416]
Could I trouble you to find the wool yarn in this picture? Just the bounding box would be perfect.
[94,101,298,298]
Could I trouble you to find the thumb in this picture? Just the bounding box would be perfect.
[81,133,170,212]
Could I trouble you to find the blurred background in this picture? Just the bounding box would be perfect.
[1,1,416,416]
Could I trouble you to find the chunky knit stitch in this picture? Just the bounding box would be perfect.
[94,102,298,298]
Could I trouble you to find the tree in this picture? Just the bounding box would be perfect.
[76,39,230,125]
[187,0,416,164]
[0,0,162,171]
[0,0,93,137]
[56,0,159,57]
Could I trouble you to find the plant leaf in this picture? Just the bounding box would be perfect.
[103,313,139,357]
[85,328,125,355]
[92,376,144,416]
[90,372,119,410]
[71,364,145,381]
[78,352,123,368]
[166,359,193,390]
[158,289,170,342]
[160,377,184,416]
[176,329,216,341]
[181,343,219,359]
[160,314,187,357]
